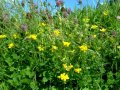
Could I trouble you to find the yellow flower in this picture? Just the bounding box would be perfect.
[85,24,90,27]
[63,64,67,69]
[37,45,44,51]
[63,42,71,47]
[54,30,60,36]
[39,22,46,27]
[68,64,73,70]
[79,44,88,52]
[74,68,82,73]
[103,11,108,16]
[63,63,73,71]
[83,18,90,23]
[93,34,96,38]
[25,31,29,35]
[51,45,58,52]
[8,43,14,49]
[58,73,69,82]
[13,34,19,39]
[91,25,98,29]
[0,35,7,39]
[28,34,37,40]
[42,23,46,26]
[100,28,106,33]
[39,29,44,34]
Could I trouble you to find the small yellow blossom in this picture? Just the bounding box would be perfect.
[85,24,90,27]
[83,18,90,23]
[25,32,29,35]
[42,23,46,26]
[8,43,14,49]
[63,42,71,47]
[103,11,108,16]
[74,68,82,73]
[54,30,60,36]
[39,22,46,27]
[100,28,106,33]
[0,35,7,39]
[51,45,58,52]
[63,64,67,69]
[91,25,98,29]
[58,73,69,82]
[79,44,88,52]
[13,34,19,39]
[37,45,44,51]
[39,29,44,34]
[93,34,97,38]
[63,64,73,71]
[68,64,73,70]
[28,34,37,40]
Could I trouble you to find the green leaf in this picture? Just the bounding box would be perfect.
[5,58,13,66]
[42,77,48,83]
[82,87,89,90]
[10,67,15,71]
[51,86,57,90]
[30,81,39,90]
[12,53,20,60]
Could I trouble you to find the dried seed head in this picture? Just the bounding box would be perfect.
[21,0,25,7]
[61,7,66,12]
[26,13,32,19]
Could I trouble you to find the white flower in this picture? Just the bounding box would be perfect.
[117,16,120,20]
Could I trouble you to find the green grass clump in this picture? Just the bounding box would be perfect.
[0,0,120,90]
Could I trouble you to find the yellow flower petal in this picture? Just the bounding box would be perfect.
[74,68,82,73]
[79,44,88,52]
[8,43,14,49]
[63,42,71,47]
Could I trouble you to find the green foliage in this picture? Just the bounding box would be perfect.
[0,0,120,90]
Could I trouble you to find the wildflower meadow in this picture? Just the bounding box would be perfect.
[0,0,120,90]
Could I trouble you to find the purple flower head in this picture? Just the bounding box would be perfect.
[63,11,68,18]
[67,8,71,14]
[56,0,63,7]
[20,24,28,31]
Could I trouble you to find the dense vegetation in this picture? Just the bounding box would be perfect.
[0,0,120,90]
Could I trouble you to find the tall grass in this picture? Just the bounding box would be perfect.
[0,0,120,89]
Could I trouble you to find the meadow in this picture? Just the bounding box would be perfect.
[0,0,120,90]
